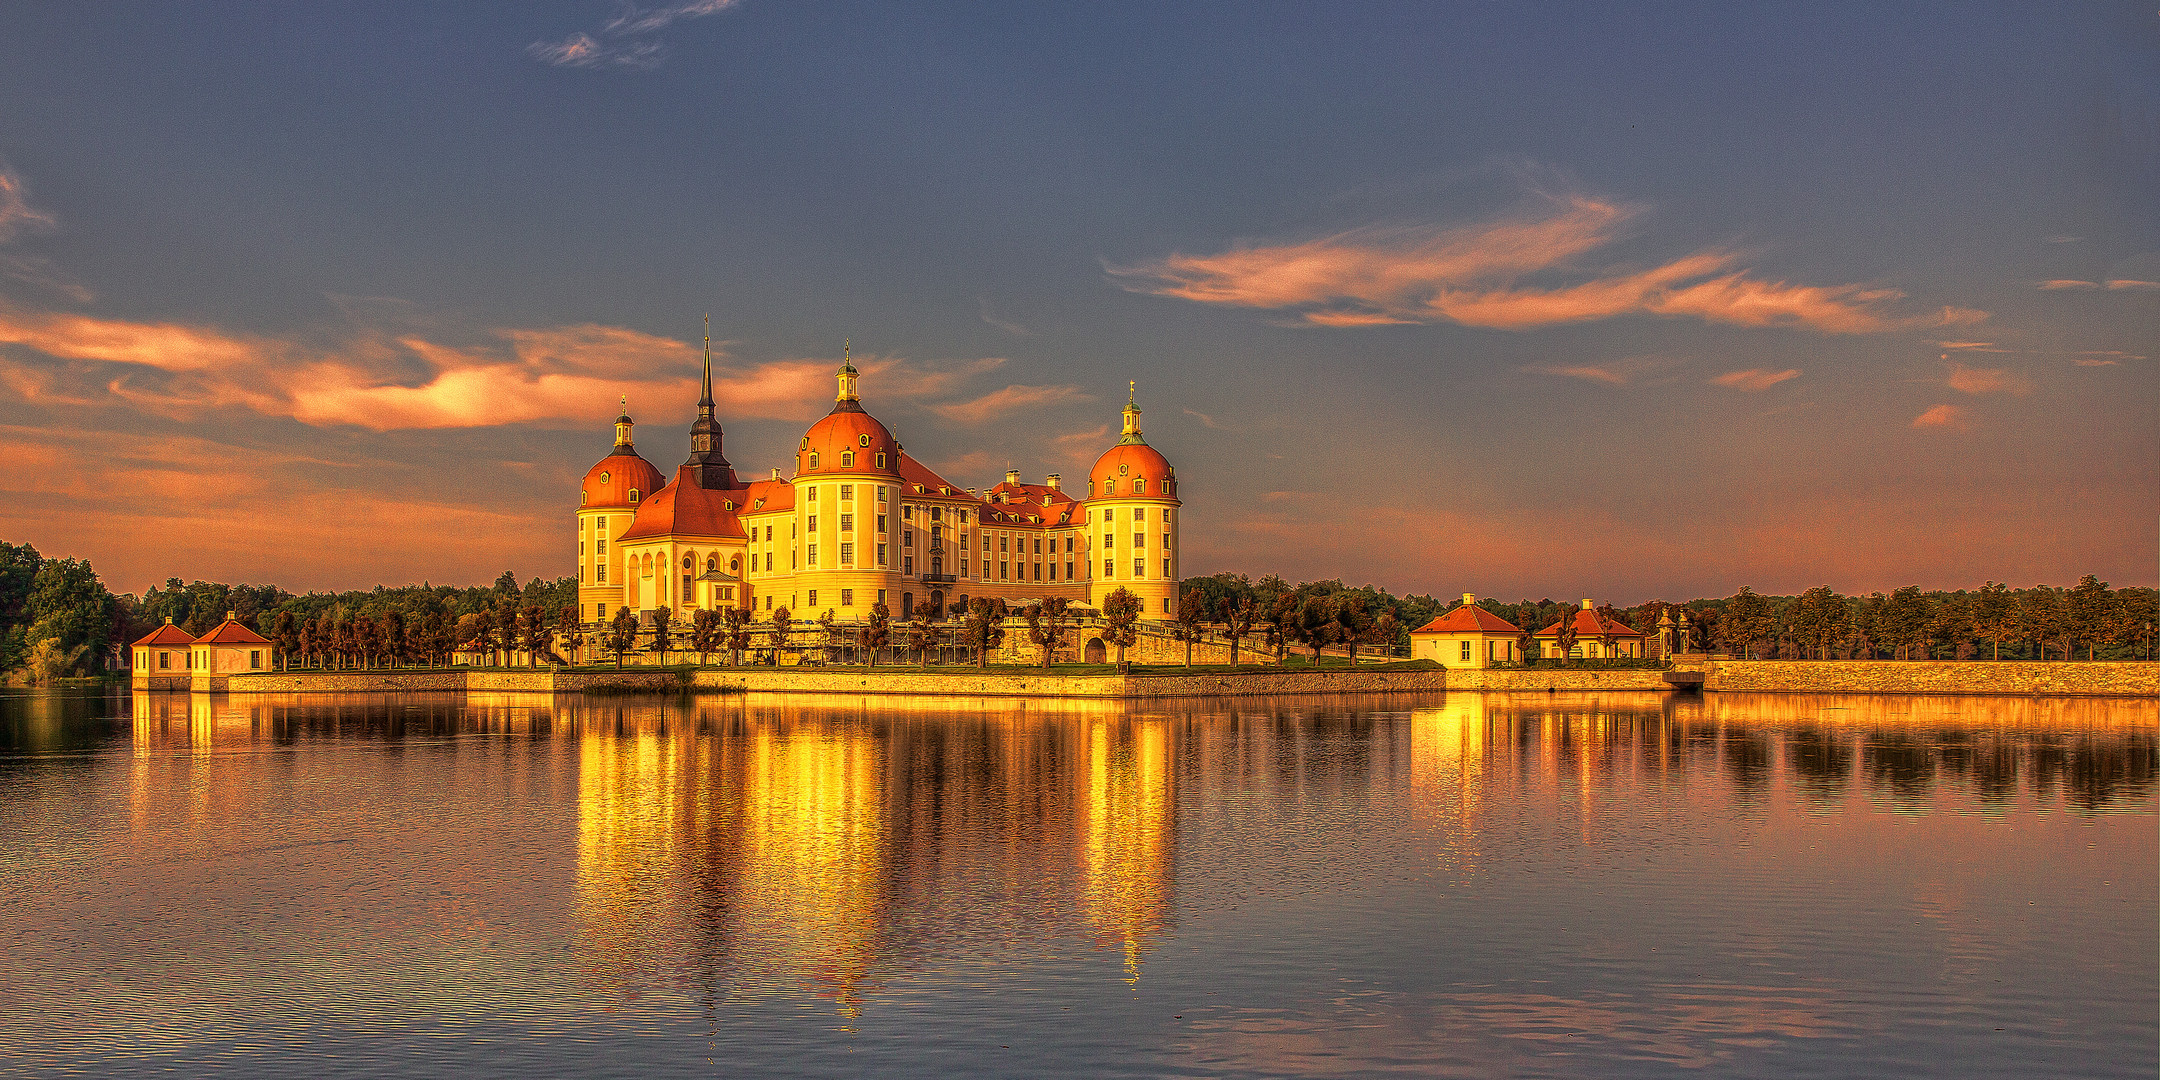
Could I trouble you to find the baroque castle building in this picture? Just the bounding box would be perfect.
[577,343,1182,625]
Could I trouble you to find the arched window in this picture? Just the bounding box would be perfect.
[1161,479,1171,494]
[876,452,887,469]
[629,488,640,503]
[809,452,819,468]
[841,451,854,467]
[707,556,717,572]
[682,554,693,569]
[730,555,741,572]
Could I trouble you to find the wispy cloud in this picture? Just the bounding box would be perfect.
[1911,404,1966,429]
[2038,279,2100,290]
[977,297,1031,336]
[529,0,740,68]
[2105,279,2160,290]
[927,384,1091,424]
[1182,407,1224,428]
[1109,194,1985,334]
[1525,364,1629,386]
[2072,350,2142,366]
[0,164,91,302]
[1935,340,2007,352]
[1944,360,2031,396]
[1710,368,1800,392]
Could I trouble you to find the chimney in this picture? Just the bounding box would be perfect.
[1005,469,1021,487]
[771,468,780,480]
[1462,592,1476,607]
[1045,473,1061,490]
[1581,598,1594,610]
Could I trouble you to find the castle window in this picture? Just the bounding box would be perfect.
[840,512,854,531]
[876,486,886,503]
[1119,463,1129,475]
[840,542,854,565]
[629,488,639,503]
[877,543,887,566]
[1104,559,1114,577]
[1163,557,1171,577]
[841,589,854,607]
[808,590,817,607]
[1134,559,1145,577]
[1161,479,1172,494]
[601,471,611,483]
[809,452,819,468]
[580,492,587,506]
[876,452,887,469]
[1134,508,1145,521]
[754,498,765,509]
[902,504,913,520]
[1102,509,1113,523]
[841,451,854,467]
[724,500,735,510]
[730,555,740,572]
[840,485,853,501]
[707,556,717,571]
[858,434,871,447]
[1135,476,1145,491]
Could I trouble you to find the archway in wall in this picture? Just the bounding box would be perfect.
[1084,637,1106,664]
[929,590,945,618]
[900,593,913,620]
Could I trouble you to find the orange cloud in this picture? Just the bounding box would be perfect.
[1944,361,2031,396]
[2106,279,2160,290]
[1710,368,1800,391]
[0,301,1024,432]
[2038,279,2099,290]
[1911,404,1966,429]
[1111,195,1983,333]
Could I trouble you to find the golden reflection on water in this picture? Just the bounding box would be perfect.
[30,686,2149,1047]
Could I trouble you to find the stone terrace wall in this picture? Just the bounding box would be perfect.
[222,669,685,694]
[694,667,1448,698]
[1445,669,1670,692]
[1705,661,2157,697]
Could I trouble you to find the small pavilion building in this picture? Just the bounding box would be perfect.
[1410,594,1523,668]
[188,612,276,691]
[1536,600,1646,660]
[131,619,196,691]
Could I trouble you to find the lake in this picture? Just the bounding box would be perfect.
[1,688,2152,1078]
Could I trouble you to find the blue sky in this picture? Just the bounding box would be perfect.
[1,2,2153,599]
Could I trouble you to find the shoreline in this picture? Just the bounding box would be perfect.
[116,660,2160,699]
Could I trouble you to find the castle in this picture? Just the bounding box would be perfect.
[577,342,1182,626]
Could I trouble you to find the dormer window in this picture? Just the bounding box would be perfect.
[629,488,640,503]
[876,452,887,469]
[841,451,854,467]
[1135,476,1145,491]
[1119,464,1129,474]
[858,434,871,447]
[1161,479,1171,494]
[809,452,820,468]
[724,500,735,510]
[800,438,809,450]
[600,471,611,484]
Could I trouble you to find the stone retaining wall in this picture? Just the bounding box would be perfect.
[694,667,1448,698]
[1443,669,1671,692]
[1703,660,2157,697]
[221,669,686,694]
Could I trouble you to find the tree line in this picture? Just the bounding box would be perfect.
[3,534,2152,681]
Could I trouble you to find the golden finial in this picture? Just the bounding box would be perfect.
[1128,380,1136,405]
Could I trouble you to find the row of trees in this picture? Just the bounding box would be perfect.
[1691,578,2155,661]
[1,542,117,681]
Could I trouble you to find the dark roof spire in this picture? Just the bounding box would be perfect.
[684,314,735,489]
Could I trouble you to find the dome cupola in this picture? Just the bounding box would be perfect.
[1089,382,1174,499]
[795,341,901,477]
[582,398,667,509]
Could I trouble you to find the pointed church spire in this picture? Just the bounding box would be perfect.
[683,316,734,488]
[700,314,714,408]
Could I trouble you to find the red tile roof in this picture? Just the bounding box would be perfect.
[1536,608,1644,638]
[196,618,271,645]
[1413,604,1521,635]
[618,466,750,542]
[132,622,196,647]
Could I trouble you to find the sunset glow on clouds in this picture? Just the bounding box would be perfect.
[1,6,2152,599]
[1111,195,1988,333]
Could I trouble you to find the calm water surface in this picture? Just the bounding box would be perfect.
[0,688,2153,1078]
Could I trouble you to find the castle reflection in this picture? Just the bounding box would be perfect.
[76,688,2158,1020]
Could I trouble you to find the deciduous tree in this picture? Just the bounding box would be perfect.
[866,601,892,666]
[607,606,639,668]
[1100,589,1141,670]
[1024,597,1075,668]
[1173,589,1208,668]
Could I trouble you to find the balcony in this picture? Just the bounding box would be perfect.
[921,573,958,584]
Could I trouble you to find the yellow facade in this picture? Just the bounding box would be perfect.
[578,362,1186,628]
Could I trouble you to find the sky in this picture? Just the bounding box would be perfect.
[0,2,2153,602]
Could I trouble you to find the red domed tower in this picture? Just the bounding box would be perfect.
[1087,384,1181,620]
[577,401,666,625]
